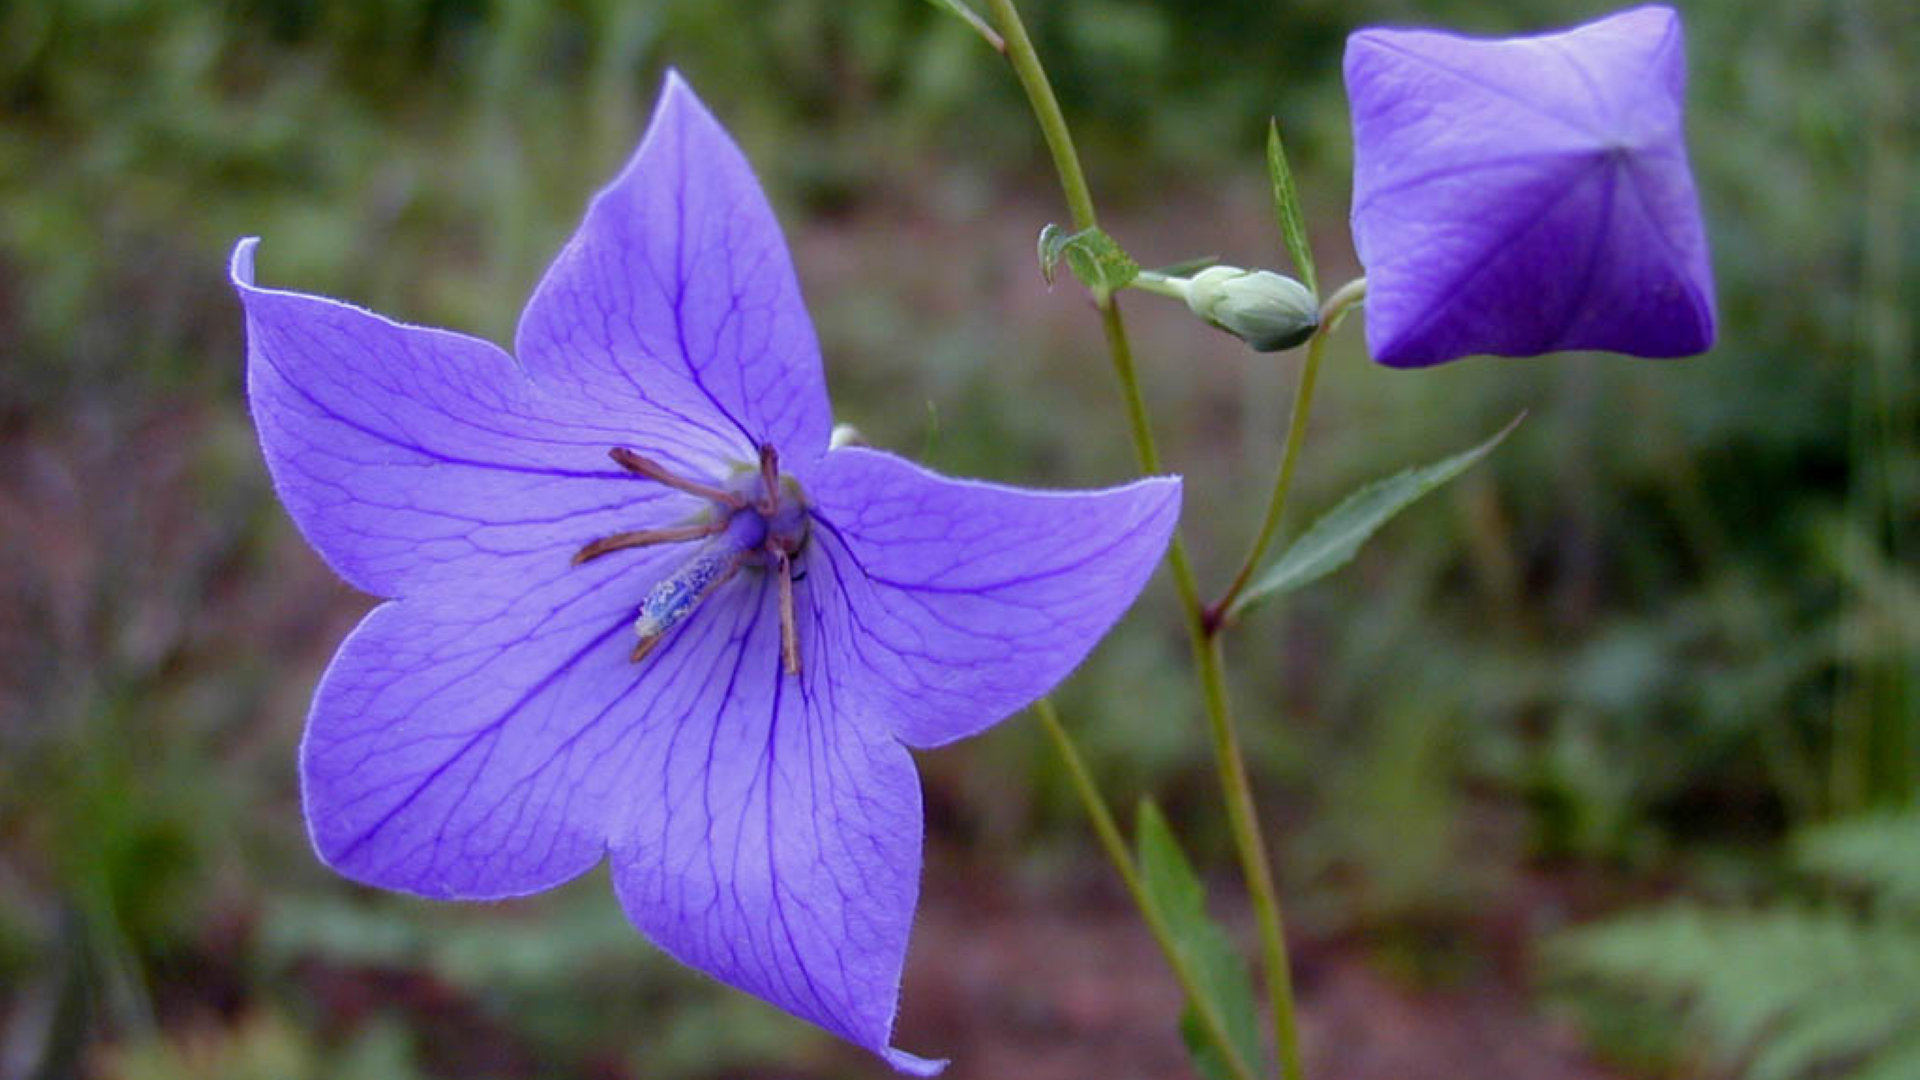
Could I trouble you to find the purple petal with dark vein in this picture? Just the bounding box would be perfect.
[609,572,944,1075]
[234,239,719,598]
[803,447,1181,750]
[301,533,691,897]
[516,72,833,477]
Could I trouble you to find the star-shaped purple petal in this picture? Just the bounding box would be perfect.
[235,73,1180,1073]
[1345,4,1716,367]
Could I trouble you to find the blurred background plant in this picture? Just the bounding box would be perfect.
[0,0,1911,1077]
[1551,808,1920,1080]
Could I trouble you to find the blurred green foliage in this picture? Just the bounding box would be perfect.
[1551,808,1920,1080]
[0,0,1913,1075]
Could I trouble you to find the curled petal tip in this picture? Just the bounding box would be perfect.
[229,237,260,287]
[881,1048,949,1077]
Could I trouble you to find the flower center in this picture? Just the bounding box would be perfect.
[575,443,809,673]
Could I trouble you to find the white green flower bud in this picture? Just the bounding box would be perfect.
[1181,266,1319,352]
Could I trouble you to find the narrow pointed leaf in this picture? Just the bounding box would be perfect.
[919,0,1005,52]
[1136,800,1265,1080]
[1037,224,1138,296]
[1266,121,1317,298]
[1230,413,1523,619]
[1148,255,1222,278]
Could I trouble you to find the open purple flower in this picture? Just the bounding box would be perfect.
[234,73,1179,1073]
[1345,4,1716,367]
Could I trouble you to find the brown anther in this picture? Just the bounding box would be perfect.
[775,548,801,676]
[631,633,664,664]
[572,521,728,565]
[609,447,745,508]
[757,443,782,516]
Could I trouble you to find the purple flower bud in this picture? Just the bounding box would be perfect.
[1345,4,1716,367]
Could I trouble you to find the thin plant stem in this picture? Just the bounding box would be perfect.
[986,0,1095,231]
[1194,631,1303,1080]
[987,1,1306,1076]
[1035,699,1263,1080]
[1208,278,1368,626]
[1129,270,1191,301]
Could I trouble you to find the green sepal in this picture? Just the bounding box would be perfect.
[1136,799,1266,1080]
[1266,121,1317,298]
[1148,255,1223,278]
[1230,413,1525,620]
[1038,223,1140,298]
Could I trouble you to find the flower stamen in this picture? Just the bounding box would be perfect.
[631,543,748,663]
[594,443,809,672]
[774,546,801,676]
[572,520,728,565]
[756,443,782,517]
[609,447,746,508]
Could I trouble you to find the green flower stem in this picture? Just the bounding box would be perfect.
[1035,699,1263,1080]
[1195,628,1303,1080]
[1129,270,1191,302]
[988,2,1306,1077]
[1207,278,1368,628]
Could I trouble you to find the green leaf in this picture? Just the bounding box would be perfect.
[1037,223,1139,297]
[1551,900,1920,1080]
[1266,121,1317,298]
[1795,807,1920,913]
[1137,800,1265,1080]
[1230,413,1523,619]
[918,0,1005,52]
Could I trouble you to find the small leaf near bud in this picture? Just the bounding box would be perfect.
[1037,224,1140,298]
[1182,266,1319,352]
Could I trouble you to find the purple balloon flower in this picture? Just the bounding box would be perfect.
[1346,4,1716,367]
[234,73,1180,1073]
